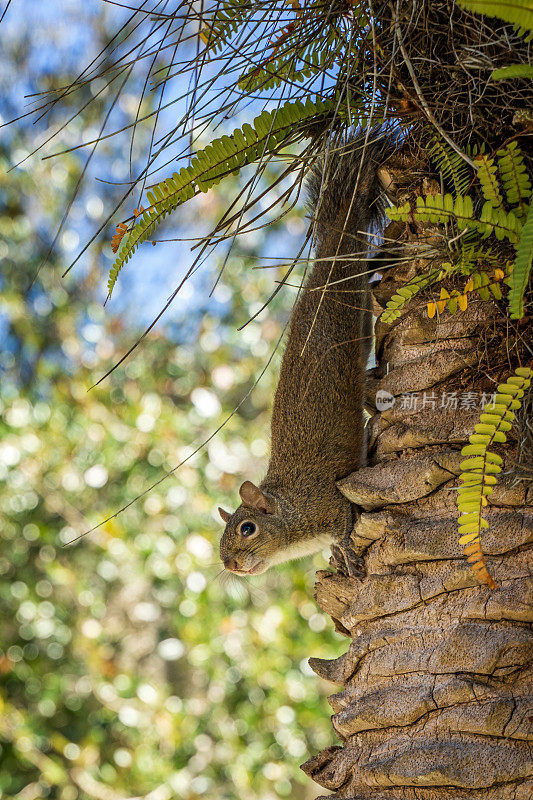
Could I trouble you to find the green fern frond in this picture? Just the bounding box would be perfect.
[389,140,529,317]
[107,96,332,297]
[236,2,370,93]
[477,202,522,242]
[380,268,443,324]
[427,263,513,316]
[456,244,505,276]
[385,200,410,221]
[508,200,533,318]
[200,0,253,54]
[428,136,471,195]
[457,243,480,274]
[491,64,533,80]
[496,141,532,214]
[474,155,503,208]
[414,193,475,227]
[455,0,533,32]
[388,193,523,244]
[238,30,342,92]
[457,366,533,589]
[383,251,513,323]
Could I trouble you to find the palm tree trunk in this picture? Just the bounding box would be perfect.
[301,169,533,799]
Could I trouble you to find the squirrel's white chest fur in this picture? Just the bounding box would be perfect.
[267,533,333,567]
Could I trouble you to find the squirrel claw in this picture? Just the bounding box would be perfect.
[330,543,365,579]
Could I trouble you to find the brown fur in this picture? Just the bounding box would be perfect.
[219,135,394,575]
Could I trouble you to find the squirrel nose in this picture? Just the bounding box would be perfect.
[224,558,240,572]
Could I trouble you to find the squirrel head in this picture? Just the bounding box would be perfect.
[218,481,288,575]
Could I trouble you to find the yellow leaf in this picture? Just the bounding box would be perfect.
[493,268,505,280]
[427,301,436,318]
[464,278,474,292]
[459,532,481,545]
[458,293,468,311]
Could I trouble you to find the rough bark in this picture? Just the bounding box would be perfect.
[301,180,533,798]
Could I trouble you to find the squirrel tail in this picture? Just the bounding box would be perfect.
[307,131,394,259]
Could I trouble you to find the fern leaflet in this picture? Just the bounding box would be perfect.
[491,64,533,80]
[496,141,532,215]
[457,366,532,589]
[509,200,533,318]
[428,136,471,195]
[474,154,503,208]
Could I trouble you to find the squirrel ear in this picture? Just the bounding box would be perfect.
[218,507,231,523]
[239,481,274,514]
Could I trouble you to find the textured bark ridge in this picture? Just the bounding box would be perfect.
[301,229,533,798]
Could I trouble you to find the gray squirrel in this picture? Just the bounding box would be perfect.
[218,134,394,576]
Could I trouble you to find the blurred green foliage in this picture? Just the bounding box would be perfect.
[0,77,342,800]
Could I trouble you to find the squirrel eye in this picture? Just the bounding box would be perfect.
[239,521,257,537]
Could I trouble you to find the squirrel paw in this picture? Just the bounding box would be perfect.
[330,542,365,579]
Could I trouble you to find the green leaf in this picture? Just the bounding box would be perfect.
[458,488,483,501]
[480,411,513,425]
[460,457,486,471]
[458,525,481,537]
[458,501,483,512]
[474,423,496,435]
[428,135,472,195]
[458,513,483,525]
[462,444,487,456]
[491,64,533,80]
[475,155,503,208]
[493,395,522,409]
[459,520,490,533]
[468,434,491,445]
[455,0,533,30]
[460,474,482,485]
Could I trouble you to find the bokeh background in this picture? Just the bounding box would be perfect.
[0,2,343,798]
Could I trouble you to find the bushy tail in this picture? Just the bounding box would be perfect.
[307,132,394,259]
